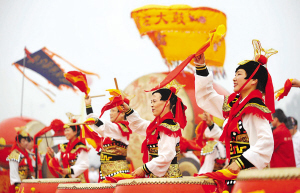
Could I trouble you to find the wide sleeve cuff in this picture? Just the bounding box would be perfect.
[208,123,215,131]
[235,155,254,170]
[125,108,134,116]
[95,119,103,127]
[196,65,209,76]
[143,164,151,175]
[86,105,93,115]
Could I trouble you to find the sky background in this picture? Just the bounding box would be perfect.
[1,0,300,128]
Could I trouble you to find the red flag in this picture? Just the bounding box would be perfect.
[275,79,293,101]
[81,125,103,151]
[99,95,124,118]
[64,71,90,96]
[48,156,64,176]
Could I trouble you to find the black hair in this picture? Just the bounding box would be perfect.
[70,125,81,137]
[152,88,184,117]
[15,135,29,143]
[285,117,298,130]
[272,109,287,123]
[27,136,33,142]
[236,61,268,93]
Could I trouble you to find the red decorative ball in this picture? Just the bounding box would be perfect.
[71,119,77,123]
[170,87,176,94]
[258,55,268,65]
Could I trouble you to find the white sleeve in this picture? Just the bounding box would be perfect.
[195,73,225,119]
[242,114,274,169]
[126,111,151,136]
[70,150,89,178]
[146,133,179,177]
[87,113,128,144]
[9,161,20,185]
[204,124,223,140]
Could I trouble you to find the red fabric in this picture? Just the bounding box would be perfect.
[265,70,275,113]
[277,79,292,101]
[115,121,132,140]
[270,123,296,168]
[195,121,208,149]
[11,144,34,173]
[194,169,237,193]
[141,112,182,163]
[99,95,128,118]
[145,54,195,92]
[48,156,63,176]
[34,119,64,143]
[179,136,202,153]
[81,125,103,151]
[221,89,272,160]
[46,153,59,177]
[24,47,34,62]
[64,71,90,96]
[60,138,87,168]
[174,97,187,129]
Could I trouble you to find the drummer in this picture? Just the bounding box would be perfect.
[122,81,187,178]
[7,130,34,190]
[47,119,89,183]
[84,96,132,182]
[194,41,275,177]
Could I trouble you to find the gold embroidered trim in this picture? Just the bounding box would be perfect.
[118,123,129,133]
[222,96,231,112]
[235,103,271,117]
[60,144,88,154]
[160,122,181,132]
[201,141,218,155]
[6,149,21,162]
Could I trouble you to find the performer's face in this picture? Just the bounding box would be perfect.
[64,127,77,141]
[110,107,124,122]
[27,140,34,151]
[151,93,168,117]
[233,69,248,92]
[19,138,28,149]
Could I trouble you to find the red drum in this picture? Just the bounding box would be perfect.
[18,178,81,193]
[232,167,300,193]
[114,177,217,193]
[55,183,116,193]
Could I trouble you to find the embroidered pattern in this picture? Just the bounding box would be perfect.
[6,149,21,162]
[118,123,129,133]
[160,122,181,132]
[235,102,271,117]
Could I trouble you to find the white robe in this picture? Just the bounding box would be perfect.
[86,113,129,145]
[127,111,180,177]
[195,72,274,169]
[54,150,89,178]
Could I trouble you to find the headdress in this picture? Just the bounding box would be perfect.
[236,40,277,113]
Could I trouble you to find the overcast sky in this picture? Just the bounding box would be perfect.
[1,0,300,126]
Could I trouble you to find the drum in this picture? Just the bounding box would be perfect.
[114,177,217,193]
[56,183,116,193]
[232,167,300,193]
[18,178,81,193]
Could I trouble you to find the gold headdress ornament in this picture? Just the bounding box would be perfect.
[238,39,278,65]
[64,112,81,128]
[14,126,29,137]
[162,80,185,94]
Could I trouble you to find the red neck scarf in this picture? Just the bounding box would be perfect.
[12,144,34,172]
[115,120,132,140]
[220,89,272,160]
[141,111,178,163]
[61,137,86,168]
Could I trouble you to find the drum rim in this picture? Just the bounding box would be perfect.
[116,177,216,186]
[21,178,81,183]
[237,168,300,181]
[57,183,116,189]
